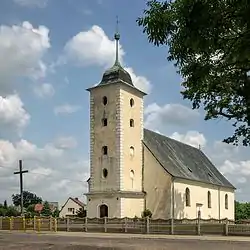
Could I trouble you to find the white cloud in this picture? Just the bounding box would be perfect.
[13,0,48,8]
[144,102,200,130]
[54,136,78,149]
[33,83,55,98]
[0,138,88,205]
[171,131,207,148]
[0,21,50,94]
[0,94,30,134]
[54,104,81,115]
[64,25,124,68]
[64,25,151,93]
[219,160,250,176]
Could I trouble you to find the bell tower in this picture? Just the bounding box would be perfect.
[85,20,147,218]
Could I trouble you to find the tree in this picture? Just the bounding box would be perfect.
[137,0,250,146]
[3,200,7,209]
[235,201,250,221]
[142,209,152,218]
[76,207,86,218]
[52,208,60,218]
[12,191,42,208]
[41,201,52,216]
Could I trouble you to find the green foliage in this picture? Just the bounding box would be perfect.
[141,209,153,218]
[3,200,7,209]
[76,207,86,218]
[0,203,20,217]
[41,201,52,216]
[12,191,42,208]
[52,208,60,218]
[235,201,250,221]
[137,0,250,146]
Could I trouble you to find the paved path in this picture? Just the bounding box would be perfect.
[0,231,250,249]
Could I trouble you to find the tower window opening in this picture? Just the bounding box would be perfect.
[102,96,108,105]
[130,119,134,127]
[130,146,134,157]
[102,118,108,126]
[103,168,108,178]
[102,146,108,155]
[130,98,134,107]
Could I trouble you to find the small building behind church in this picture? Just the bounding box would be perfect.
[85,29,235,220]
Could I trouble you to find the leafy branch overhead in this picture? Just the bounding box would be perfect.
[137,0,250,146]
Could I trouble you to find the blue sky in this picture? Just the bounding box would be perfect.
[0,0,249,205]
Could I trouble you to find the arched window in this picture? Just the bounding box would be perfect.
[102,146,108,155]
[225,194,228,209]
[130,98,134,107]
[99,204,108,218]
[130,146,134,157]
[102,118,107,126]
[185,188,191,207]
[102,96,108,105]
[102,168,108,178]
[208,191,211,208]
[130,119,134,127]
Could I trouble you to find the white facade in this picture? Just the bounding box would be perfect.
[173,179,235,220]
[59,198,85,218]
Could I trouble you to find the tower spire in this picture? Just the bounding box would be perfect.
[114,15,120,66]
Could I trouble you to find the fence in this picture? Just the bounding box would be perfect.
[1,216,250,236]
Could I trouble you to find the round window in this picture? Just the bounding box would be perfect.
[103,96,108,105]
[103,168,108,178]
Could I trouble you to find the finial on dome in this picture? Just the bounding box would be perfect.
[114,15,120,65]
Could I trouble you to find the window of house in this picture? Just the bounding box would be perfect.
[130,146,134,157]
[225,194,228,209]
[103,168,108,178]
[185,188,191,207]
[102,96,108,105]
[130,119,134,127]
[130,98,134,107]
[208,191,211,208]
[102,118,108,126]
[68,208,75,214]
[102,146,108,155]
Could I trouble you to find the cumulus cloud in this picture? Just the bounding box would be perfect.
[13,0,48,8]
[144,102,200,130]
[0,21,50,94]
[171,131,207,148]
[0,138,88,205]
[63,25,151,93]
[33,83,55,98]
[0,94,30,135]
[53,136,78,149]
[54,104,81,115]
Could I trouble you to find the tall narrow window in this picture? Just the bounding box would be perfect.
[185,188,191,207]
[102,96,108,105]
[208,191,211,208]
[130,146,134,157]
[225,194,228,209]
[102,146,108,155]
[130,119,134,127]
[102,118,107,126]
[130,98,134,107]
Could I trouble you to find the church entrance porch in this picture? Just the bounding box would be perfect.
[99,204,108,218]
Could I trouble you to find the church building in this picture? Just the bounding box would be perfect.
[85,29,235,220]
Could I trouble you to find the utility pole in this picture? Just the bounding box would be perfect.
[14,160,28,216]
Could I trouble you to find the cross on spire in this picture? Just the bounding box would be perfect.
[114,15,120,65]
